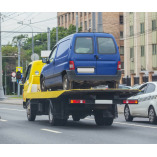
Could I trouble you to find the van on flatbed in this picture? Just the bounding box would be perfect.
[23,60,139,126]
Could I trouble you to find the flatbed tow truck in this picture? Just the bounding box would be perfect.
[23,60,139,126]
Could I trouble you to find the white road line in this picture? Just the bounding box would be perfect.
[85,118,157,129]
[0,119,7,122]
[0,108,25,112]
[114,122,157,129]
[41,129,62,134]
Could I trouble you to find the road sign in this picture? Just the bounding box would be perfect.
[31,53,39,61]
[11,72,16,77]
[16,67,23,73]
[11,77,16,82]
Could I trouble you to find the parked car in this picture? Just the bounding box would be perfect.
[40,32,121,91]
[124,82,157,124]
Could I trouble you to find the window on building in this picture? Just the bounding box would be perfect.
[130,47,134,58]
[120,46,124,55]
[69,13,71,21]
[89,19,91,28]
[121,62,124,69]
[84,21,87,30]
[80,22,83,28]
[140,23,145,34]
[58,17,60,25]
[152,20,156,31]
[89,12,91,15]
[84,12,86,16]
[80,12,82,17]
[120,31,123,39]
[62,16,63,24]
[130,25,134,36]
[65,14,67,23]
[72,12,74,20]
[141,46,145,57]
[119,16,123,24]
[152,44,157,55]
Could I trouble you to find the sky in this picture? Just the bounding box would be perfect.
[1,12,57,45]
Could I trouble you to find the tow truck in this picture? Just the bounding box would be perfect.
[23,60,139,126]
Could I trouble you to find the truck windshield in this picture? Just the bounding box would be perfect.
[75,37,93,54]
[97,37,116,54]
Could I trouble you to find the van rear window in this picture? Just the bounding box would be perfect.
[97,37,116,54]
[75,37,93,54]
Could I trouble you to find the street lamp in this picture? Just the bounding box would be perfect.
[17,21,34,54]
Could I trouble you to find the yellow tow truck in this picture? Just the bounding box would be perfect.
[23,60,139,126]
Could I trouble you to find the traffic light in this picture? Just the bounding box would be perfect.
[16,71,21,79]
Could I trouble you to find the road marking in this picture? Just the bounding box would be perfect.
[0,119,7,122]
[85,117,157,129]
[0,108,25,112]
[41,129,62,134]
[114,122,157,129]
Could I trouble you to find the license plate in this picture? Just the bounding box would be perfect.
[95,100,113,104]
[77,68,95,73]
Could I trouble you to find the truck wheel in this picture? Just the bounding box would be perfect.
[124,105,133,122]
[104,117,113,126]
[63,74,73,90]
[72,115,80,121]
[94,111,105,126]
[148,107,157,124]
[26,100,36,121]
[40,79,47,91]
[49,101,67,126]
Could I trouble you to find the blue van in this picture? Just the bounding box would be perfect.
[40,32,121,91]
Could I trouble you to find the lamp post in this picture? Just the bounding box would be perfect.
[17,21,34,54]
[0,12,5,100]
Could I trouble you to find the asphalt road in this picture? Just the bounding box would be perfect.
[0,103,157,144]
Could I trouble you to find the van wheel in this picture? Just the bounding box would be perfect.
[63,74,73,90]
[41,79,47,91]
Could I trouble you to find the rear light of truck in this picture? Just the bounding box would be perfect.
[117,61,121,70]
[69,61,75,70]
[70,99,86,104]
[123,100,138,104]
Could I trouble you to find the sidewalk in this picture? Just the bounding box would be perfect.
[0,97,124,113]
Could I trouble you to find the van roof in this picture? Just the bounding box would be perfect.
[57,32,113,45]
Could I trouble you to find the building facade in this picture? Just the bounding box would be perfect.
[124,12,157,85]
[57,12,124,72]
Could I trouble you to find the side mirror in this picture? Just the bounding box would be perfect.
[42,58,50,64]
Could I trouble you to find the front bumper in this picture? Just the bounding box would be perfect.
[66,70,121,82]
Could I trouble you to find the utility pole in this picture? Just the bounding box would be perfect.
[0,12,5,100]
[76,12,78,33]
[47,27,50,50]
[92,12,96,32]
[5,67,7,95]
[97,12,103,32]
[17,40,21,97]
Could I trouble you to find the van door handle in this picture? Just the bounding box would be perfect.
[94,55,99,60]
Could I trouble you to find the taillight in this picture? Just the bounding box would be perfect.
[69,61,75,70]
[117,61,121,70]
[123,100,138,104]
[70,100,86,104]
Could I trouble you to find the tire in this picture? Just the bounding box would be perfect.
[108,81,118,88]
[63,74,73,90]
[40,78,47,91]
[104,117,114,126]
[94,111,105,126]
[148,107,157,124]
[48,101,67,126]
[26,100,36,121]
[72,115,80,122]
[124,105,133,122]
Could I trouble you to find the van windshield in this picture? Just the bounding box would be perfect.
[97,37,116,54]
[75,37,93,54]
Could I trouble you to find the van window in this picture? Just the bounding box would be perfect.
[56,40,70,58]
[49,46,57,62]
[97,37,116,54]
[75,37,93,54]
